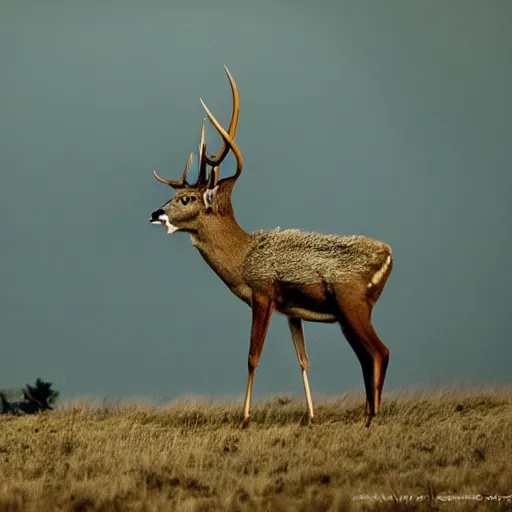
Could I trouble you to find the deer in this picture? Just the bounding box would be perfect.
[150,66,393,428]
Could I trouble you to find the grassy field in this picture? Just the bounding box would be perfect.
[0,386,511,511]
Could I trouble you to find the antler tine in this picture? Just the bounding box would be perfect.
[205,66,240,167]
[180,151,194,185]
[194,118,208,187]
[153,152,194,189]
[207,165,220,190]
[200,98,243,184]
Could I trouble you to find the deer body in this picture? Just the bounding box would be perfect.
[150,67,393,427]
[246,229,392,319]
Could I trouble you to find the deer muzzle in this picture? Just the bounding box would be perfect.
[149,209,178,234]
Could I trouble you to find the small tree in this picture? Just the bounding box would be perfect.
[23,378,60,410]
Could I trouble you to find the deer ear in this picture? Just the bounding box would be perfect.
[203,186,218,212]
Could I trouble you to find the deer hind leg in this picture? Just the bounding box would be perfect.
[242,292,274,429]
[363,320,389,419]
[288,317,314,424]
[332,284,390,427]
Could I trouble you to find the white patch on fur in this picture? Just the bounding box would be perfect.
[203,186,218,211]
[368,254,392,288]
[150,213,178,234]
[165,220,178,234]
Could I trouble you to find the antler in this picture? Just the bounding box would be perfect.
[153,152,194,189]
[196,118,208,186]
[206,165,220,190]
[152,66,242,190]
[205,66,240,167]
[200,93,243,189]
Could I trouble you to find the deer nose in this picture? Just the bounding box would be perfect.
[151,209,164,220]
[150,209,167,223]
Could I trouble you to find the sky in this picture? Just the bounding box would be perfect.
[1,0,511,402]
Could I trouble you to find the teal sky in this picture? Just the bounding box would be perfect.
[1,1,511,402]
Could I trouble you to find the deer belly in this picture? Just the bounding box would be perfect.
[273,282,337,323]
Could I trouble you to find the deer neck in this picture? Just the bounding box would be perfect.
[190,213,252,304]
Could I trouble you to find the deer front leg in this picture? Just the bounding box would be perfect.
[288,317,314,424]
[242,293,274,429]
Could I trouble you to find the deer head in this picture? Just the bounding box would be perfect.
[150,66,244,236]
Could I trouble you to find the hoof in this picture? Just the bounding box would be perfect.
[241,417,251,430]
[365,414,375,428]
[300,415,313,427]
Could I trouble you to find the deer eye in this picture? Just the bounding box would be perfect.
[180,196,191,206]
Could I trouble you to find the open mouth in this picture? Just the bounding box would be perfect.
[149,213,178,234]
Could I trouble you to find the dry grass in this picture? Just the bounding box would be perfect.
[0,386,511,511]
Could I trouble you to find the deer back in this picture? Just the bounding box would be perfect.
[244,229,392,289]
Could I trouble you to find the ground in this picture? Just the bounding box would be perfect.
[0,386,511,511]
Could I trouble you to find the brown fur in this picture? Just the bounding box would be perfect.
[246,229,391,286]
[245,229,392,306]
